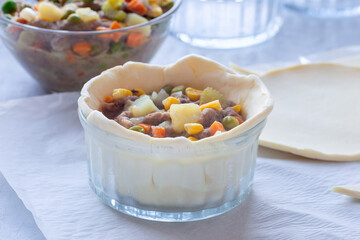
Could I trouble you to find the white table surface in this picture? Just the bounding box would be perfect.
[1,8,360,240]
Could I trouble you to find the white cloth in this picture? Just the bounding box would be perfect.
[0,92,359,240]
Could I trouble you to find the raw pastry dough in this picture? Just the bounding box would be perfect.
[332,185,360,199]
[79,54,273,144]
[259,63,360,161]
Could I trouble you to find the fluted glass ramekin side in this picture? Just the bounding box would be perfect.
[79,109,265,222]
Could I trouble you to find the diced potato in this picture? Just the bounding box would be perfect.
[170,103,201,132]
[62,3,78,12]
[75,8,100,23]
[38,2,63,21]
[19,8,37,22]
[125,13,151,37]
[18,31,37,46]
[131,95,159,117]
[152,89,169,107]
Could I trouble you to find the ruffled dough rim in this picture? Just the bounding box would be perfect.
[78,54,273,145]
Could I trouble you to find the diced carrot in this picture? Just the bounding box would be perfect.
[126,32,144,47]
[33,4,38,11]
[113,33,122,42]
[105,96,114,103]
[72,41,91,57]
[209,121,226,136]
[16,18,28,24]
[97,26,122,42]
[152,126,166,138]
[96,26,113,39]
[127,0,148,16]
[66,50,75,63]
[110,21,122,30]
[234,116,244,125]
[110,21,123,42]
[138,123,151,134]
[6,25,23,40]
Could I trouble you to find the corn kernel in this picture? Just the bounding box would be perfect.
[148,4,163,17]
[185,87,202,101]
[149,0,160,4]
[162,96,180,110]
[112,88,133,99]
[188,136,198,141]
[232,104,242,113]
[184,123,204,135]
[131,89,146,96]
[200,100,222,111]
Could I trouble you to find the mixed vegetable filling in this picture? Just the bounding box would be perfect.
[2,0,173,31]
[101,85,244,140]
[1,0,174,91]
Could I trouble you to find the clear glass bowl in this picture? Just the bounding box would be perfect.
[284,0,360,18]
[0,0,181,92]
[79,109,266,222]
[170,0,283,49]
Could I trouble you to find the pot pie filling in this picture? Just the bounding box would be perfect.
[100,85,244,140]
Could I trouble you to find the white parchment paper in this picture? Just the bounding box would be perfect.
[0,92,360,240]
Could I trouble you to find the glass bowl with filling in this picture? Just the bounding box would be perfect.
[0,0,180,92]
[78,55,273,222]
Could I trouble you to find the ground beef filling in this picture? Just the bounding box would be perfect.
[100,92,244,139]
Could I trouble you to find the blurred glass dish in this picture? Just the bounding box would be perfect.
[170,0,283,49]
[78,55,273,221]
[285,0,360,18]
[0,0,181,92]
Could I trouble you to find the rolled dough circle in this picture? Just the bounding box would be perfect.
[259,63,360,161]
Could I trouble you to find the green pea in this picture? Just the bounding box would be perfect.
[171,85,186,94]
[122,52,129,58]
[110,41,123,53]
[129,125,145,133]
[82,0,94,3]
[62,9,75,20]
[222,116,239,131]
[2,1,17,14]
[67,13,83,24]
[162,84,173,95]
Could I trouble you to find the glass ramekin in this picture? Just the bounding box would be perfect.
[284,0,360,18]
[170,0,283,49]
[79,109,266,222]
[0,0,181,92]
